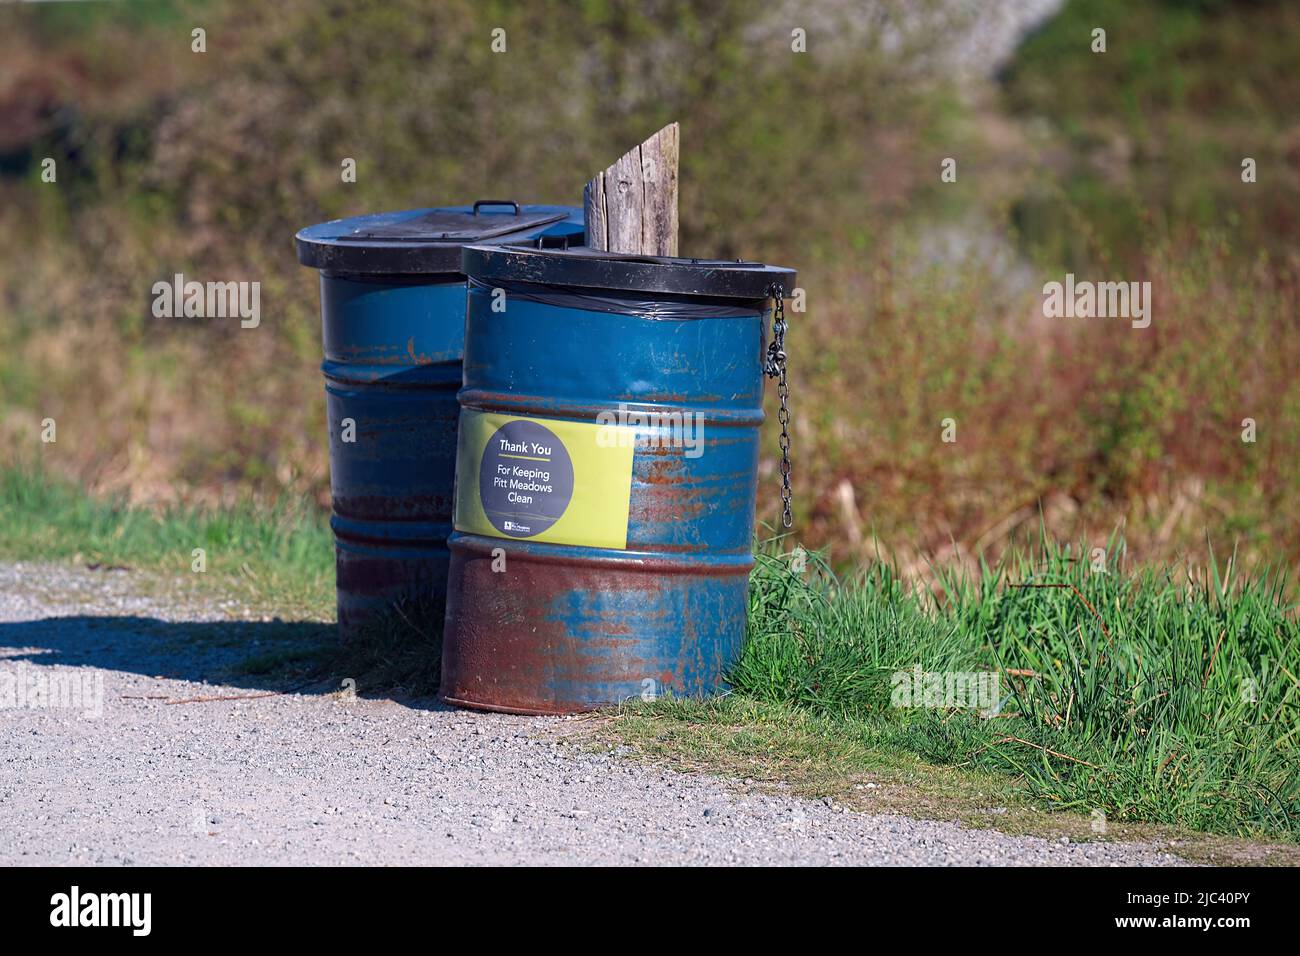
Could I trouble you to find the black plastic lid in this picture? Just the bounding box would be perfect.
[461,244,796,300]
[296,201,585,275]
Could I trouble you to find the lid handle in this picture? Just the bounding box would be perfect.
[473,200,521,216]
[533,233,573,250]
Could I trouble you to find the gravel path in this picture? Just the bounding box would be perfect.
[0,562,1187,866]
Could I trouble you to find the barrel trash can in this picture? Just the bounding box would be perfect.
[295,202,584,640]
[441,244,796,713]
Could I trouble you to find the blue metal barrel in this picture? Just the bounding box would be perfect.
[442,245,795,713]
[295,203,584,639]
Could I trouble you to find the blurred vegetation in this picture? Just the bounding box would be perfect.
[1001,0,1300,266]
[1,0,1298,577]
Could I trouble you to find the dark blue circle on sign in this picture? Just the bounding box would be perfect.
[479,420,574,538]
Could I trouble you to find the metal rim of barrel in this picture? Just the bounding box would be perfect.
[459,242,796,300]
[294,203,585,276]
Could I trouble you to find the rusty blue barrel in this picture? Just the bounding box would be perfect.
[294,203,584,639]
[441,245,795,713]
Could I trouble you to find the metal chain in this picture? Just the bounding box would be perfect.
[764,283,793,528]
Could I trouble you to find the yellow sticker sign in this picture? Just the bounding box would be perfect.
[453,410,636,550]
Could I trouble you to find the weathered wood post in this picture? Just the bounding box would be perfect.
[583,123,679,256]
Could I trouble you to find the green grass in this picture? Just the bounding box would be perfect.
[627,540,1300,842]
[0,466,333,616]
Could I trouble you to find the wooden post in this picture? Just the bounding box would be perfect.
[583,123,679,257]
